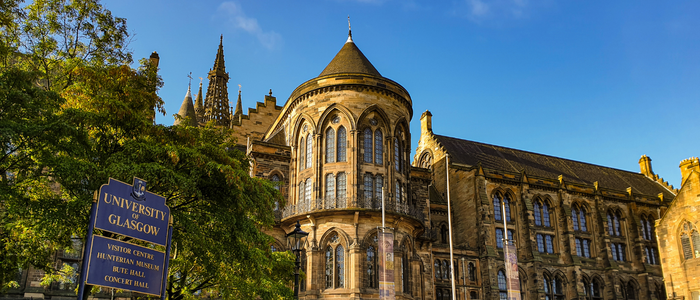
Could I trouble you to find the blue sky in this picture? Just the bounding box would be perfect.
[105,0,699,189]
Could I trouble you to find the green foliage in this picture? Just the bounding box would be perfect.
[0,0,132,91]
[0,1,295,297]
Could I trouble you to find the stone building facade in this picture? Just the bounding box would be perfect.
[6,29,684,300]
[180,30,679,300]
[656,158,700,300]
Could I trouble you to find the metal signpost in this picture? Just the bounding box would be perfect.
[77,178,173,300]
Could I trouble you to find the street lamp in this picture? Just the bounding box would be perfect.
[286,221,308,299]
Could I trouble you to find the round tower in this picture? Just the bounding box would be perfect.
[267,29,423,298]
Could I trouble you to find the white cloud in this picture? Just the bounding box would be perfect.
[217,2,282,49]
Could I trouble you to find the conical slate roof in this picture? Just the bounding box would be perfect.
[319,36,381,77]
[174,86,197,126]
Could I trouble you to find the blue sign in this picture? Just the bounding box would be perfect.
[85,235,165,296]
[94,178,170,246]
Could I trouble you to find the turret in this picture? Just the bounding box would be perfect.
[174,85,197,127]
[421,110,433,137]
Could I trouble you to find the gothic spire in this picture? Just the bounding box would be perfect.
[203,35,231,126]
[194,77,204,123]
[233,84,243,122]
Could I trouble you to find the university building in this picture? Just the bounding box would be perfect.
[171,29,680,300]
[5,30,689,300]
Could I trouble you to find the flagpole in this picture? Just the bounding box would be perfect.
[446,155,456,300]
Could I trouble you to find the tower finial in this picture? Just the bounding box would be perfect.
[187,72,193,88]
[220,34,223,45]
[346,16,353,43]
[238,84,241,93]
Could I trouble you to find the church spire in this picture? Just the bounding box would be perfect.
[203,35,231,126]
[233,84,243,123]
[194,77,204,123]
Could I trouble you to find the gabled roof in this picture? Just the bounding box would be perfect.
[434,134,675,199]
[319,39,381,77]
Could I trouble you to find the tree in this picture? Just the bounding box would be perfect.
[1,0,131,91]
[0,0,296,297]
[1,60,295,299]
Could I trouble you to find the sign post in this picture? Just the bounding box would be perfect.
[78,178,172,299]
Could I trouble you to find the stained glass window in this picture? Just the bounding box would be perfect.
[306,133,312,169]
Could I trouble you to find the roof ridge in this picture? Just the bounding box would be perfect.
[433,134,647,177]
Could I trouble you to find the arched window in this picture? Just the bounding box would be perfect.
[624,281,637,300]
[441,225,448,244]
[306,133,312,169]
[325,128,335,163]
[470,291,479,299]
[534,199,551,227]
[337,173,346,202]
[374,129,383,164]
[337,126,346,162]
[434,259,441,279]
[493,193,503,221]
[298,180,305,203]
[325,173,335,200]
[375,176,383,202]
[468,262,476,282]
[364,128,373,163]
[418,151,433,169]
[364,174,373,200]
[305,178,312,202]
[553,276,564,300]
[497,270,507,300]
[607,211,623,236]
[336,245,345,288]
[395,180,402,203]
[680,221,700,259]
[325,234,344,289]
[394,137,400,171]
[573,204,587,232]
[591,278,603,300]
[367,246,377,288]
[504,194,512,222]
[402,252,410,293]
[645,217,653,240]
[299,136,306,169]
[271,174,280,191]
[325,246,333,288]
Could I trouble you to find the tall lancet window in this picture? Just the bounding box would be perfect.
[337,126,347,162]
[299,137,305,170]
[394,137,400,171]
[325,128,335,163]
[306,133,313,169]
[364,128,373,163]
[374,130,383,164]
